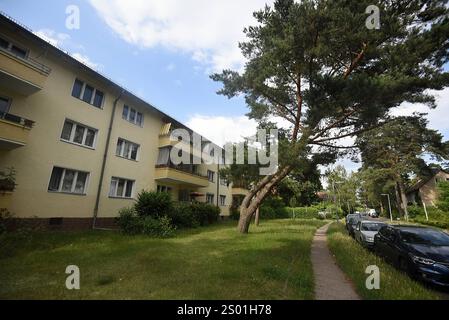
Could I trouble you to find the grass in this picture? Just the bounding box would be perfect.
[0,219,326,300]
[326,222,441,300]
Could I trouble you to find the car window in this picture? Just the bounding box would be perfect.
[400,229,449,246]
[361,223,384,231]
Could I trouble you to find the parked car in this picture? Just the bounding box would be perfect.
[374,225,449,287]
[354,220,386,249]
[346,213,361,238]
[367,209,379,218]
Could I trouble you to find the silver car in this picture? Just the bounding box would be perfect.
[354,220,386,248]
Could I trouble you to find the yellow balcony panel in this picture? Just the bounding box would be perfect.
[232,187,249,196]
[0,191,13,210]
[0,114,34,150]
[155,166,209,188]
[0,47,51,95]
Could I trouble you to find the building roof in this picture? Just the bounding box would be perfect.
[0,11,218,145]
[407,168,449,193]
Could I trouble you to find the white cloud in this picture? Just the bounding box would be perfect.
[71,52,102,70]
[166,63,176,71]
[186,115,258,146]
[89,0,273,72]
[34,29,70,47]
[391,87,449,136]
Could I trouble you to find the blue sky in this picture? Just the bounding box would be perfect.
[1,0,448,174]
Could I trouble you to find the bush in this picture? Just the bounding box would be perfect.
[169,203,200,228]
[141,216,176,238]
[116,207,142,235]
[189,202,220,226]
[134,190,172,218]
[288,207,319,219]
[229,207,240,221]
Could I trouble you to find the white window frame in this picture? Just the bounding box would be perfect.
[109,177,135,199]
[116,138,140,161]
[48,167,90,195]
[122,104,144,127]
[207,170,215,183]
[60,119,98,149]
[206,193,215,204]
[71,78,105,109]
[220,195,226,206]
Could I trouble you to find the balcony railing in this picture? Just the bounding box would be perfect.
[0,112,34,128]
[0,46,51,75]
[155,163,208,179]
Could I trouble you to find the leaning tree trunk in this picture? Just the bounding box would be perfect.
[237,166,292,234]
[255,207,260,226]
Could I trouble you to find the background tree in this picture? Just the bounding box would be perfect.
[212,0,449,233]
[357,116,449,219]
[325,165,360,214]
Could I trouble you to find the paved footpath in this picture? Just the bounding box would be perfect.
[311,223,361,300]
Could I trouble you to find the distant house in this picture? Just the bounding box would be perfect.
[406,169,449,207]
[316,191,329,202]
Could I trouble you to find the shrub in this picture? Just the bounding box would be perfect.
[189,202,220,226]
[134,190,172,218]
[116,207,141,235]
[169,203,200,228]
[141,216,176,238]
[229,207,240,221]
[288,207,319,219]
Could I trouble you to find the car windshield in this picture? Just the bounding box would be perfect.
[400,229,449,246]
[361,223,384,231]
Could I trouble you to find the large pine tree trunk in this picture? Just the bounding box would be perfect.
[394,182,404,217]
[398,181,409,221]
[237,166,291,234]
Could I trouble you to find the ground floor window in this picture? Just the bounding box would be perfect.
[206,193,214,204]
[220,195,226,206]
[109,177,134,198]
[157,185,172,193]
[48,166,89,194]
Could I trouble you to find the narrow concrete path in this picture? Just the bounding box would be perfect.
[311,223,361,300]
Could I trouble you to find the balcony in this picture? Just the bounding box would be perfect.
[232,187,249,196]
[0,46,51,95]
[0,112,34,149]
[155,164,209,188]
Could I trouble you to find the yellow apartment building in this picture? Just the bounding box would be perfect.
[0,13,234,229]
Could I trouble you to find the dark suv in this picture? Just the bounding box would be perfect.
[374,225,449,287]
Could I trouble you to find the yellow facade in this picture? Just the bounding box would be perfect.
[0,14,233,225]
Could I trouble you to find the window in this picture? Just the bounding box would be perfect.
[10,45,27,59]
[48,167,89,195]
[109,177,134,198]
[0,96,11,115]
[116,138,140,161]
[206,193,214,204]
[207,170,215,182]
[123,105,143,126]
[220,195,226,206]
[157,185,172,193]
[71,79,104,108]
[71,79,83,98]
[0,36,28,59]
[60,119,97,148]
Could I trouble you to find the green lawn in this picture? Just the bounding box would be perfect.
[326,222,441,300]
[0,219,325,300]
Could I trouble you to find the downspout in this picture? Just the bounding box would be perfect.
[92,90,125,229]
[217,163,220,208]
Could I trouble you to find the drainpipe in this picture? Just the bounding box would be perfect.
[92,90,125,229]
[216,162,220,208]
